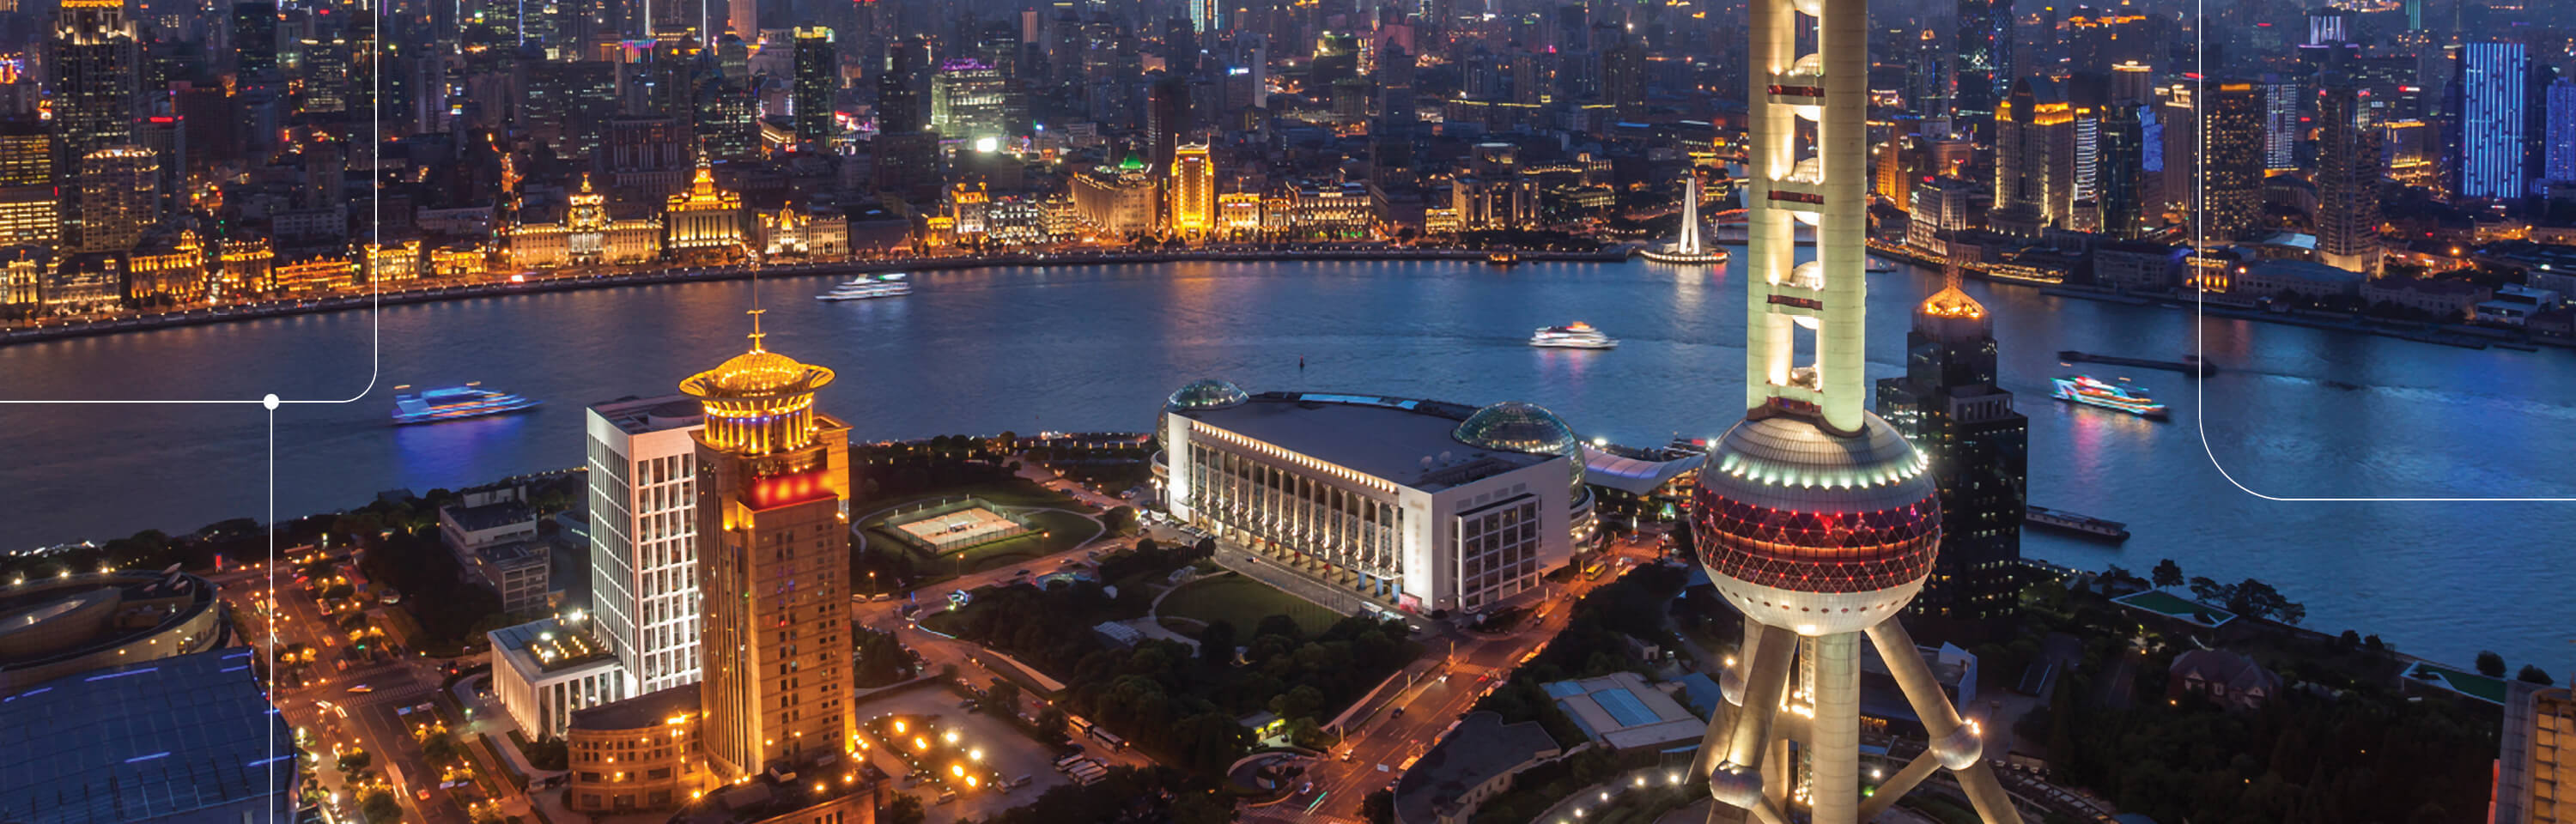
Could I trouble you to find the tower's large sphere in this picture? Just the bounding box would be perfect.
[1689,410,1940,636]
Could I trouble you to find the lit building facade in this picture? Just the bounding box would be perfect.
[1691,0,2023,819]
[2197,82,2264,244]
[586,394,708,696]
[665,156,747,266]
[929,58,1009,143]
[683,317,855,779]
[1170,142,1216,236]
[2456,41,2530,201]
[1874,282,2025,640]
[1071,156,1161,238]
[2315,75,2383,275]
[75,145,156,253]
[2496,676,2576,824]
[0,123,57,248]
[565,686,708,814]
[1993,77,2075,233]
[1157,383,1589,615]
[513,175,665,269]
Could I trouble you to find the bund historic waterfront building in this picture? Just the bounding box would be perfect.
[683,313,856,779]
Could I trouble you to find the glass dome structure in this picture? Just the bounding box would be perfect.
[1452,401,1586,490]
[1165,379,1249,411]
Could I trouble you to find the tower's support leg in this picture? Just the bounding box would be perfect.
[1701,622,1801,824]
[1855,749,1941,821]
[1866,621,2026,824]
[1810,633,1862,824]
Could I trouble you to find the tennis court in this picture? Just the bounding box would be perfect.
[888,500,1031,553]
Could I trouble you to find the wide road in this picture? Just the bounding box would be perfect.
[221,550,478,824]
[1267,533,1668,823]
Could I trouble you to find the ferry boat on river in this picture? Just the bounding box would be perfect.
[817,274,913,301]
[2050,375,2167,419]
[2025,506,2131,542]
[1530,322,1618,349]
[390,384,541,426]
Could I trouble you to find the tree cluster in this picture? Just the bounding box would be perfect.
[356,526,506,655]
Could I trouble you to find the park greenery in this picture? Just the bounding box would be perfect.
[960,765,1228,824]
[355,525,507,655]
[854,626,918,688]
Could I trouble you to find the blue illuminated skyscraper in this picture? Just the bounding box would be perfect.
[1955,0,2013,139]
[2546,79,2576,186]
[2455,41,2529,201]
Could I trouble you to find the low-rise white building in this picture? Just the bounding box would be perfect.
[1154,382,1592,616]
[488,617,629,742]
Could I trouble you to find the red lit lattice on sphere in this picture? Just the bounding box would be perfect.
[1688,482,1940,595]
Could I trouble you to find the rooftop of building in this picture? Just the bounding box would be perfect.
[442,499,537,533]
[0,648,297,824]
[0,571,219,673]
[667,755,885,824]
[1579,445,1701,496]
[1541,672,1705,751]
[589,393,707,435]
[1171,390,1558,491]
[1392,711,1562,824]
[471,539,548,569]
[569,684,701,733]
[2247,258,2369,285]
[489,616,616,676]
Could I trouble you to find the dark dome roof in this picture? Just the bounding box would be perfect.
[1166,379,1250,411]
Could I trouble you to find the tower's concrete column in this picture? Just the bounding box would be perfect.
[1809,632,1862,824]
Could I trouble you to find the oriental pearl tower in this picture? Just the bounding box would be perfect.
[1684,0,2026,821]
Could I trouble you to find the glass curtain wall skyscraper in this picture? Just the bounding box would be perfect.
[2456,41,2529,201]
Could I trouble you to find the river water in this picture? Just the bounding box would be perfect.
[3,249,2570,672]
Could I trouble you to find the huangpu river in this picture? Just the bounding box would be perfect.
[4,250,2571,672]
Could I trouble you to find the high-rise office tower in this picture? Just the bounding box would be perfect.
[1169,142,1214,235]
[2095,103,2145,239]
[1145,75,1187,171]
[2315,73,2382,275]
[2547,80,2576,186]
[76,145,155,253]
[1189,0,1221,33]
[930,58,1011,144]
[2198,81,2264,244]
[230,1,276,76]
[52,0,142,249]
[1691,0,2024,819]
[2262,78,2300,172]
[878,38,928,135]
[685,313,855,779]
[1954,0,2013,140]
[2455,41,2528,201]
[585,395,708,696]
[793,27,836,142]
[1993,76,2075,232]
[0,119,58,248]
[1876,277,2026,641]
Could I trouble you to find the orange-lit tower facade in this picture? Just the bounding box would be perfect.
[1170,142,1215,236]
[683,311,856,779]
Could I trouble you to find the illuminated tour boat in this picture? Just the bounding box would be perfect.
[2050,375,2169,419]
[1529,321,1619,349]
[390,384,542,425]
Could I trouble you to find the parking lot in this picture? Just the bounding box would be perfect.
[860,686,1081,824]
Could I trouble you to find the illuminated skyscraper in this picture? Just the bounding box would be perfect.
[2547,80,2576,186]
[1876,276,2025,640]
[2455,41,2529,201]
[585,395,708,696]
[0,119,58,248]
[684,313,856,779]
[1953,0,2013,139]
[50,0,140,249]
[2315,74,2382,275]
[76,145,155,253]
[1690,0,2023,820]
[792,27,837,142]
[1170,142,1215,235]
[2197,82,2264,244]
[929,58,1010,143]
[1993,76,2075,232]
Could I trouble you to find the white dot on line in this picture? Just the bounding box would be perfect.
[262,394,280,410]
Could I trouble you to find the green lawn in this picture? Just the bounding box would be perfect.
[1157,573,1344,637]
[2409,663,2509,705]
[2112,590,2237,627]
[853,477,1099,517]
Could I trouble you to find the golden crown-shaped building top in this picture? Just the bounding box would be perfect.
[683,311,835,454]
[1917,284,1984,319]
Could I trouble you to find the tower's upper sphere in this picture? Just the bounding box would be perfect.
[1689,409,1940,636]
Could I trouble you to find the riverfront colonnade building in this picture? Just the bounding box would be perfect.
[1686,0,2025,821]
[1155,382,1593,616]
[683,312,856,779]
[585,393,708,696]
